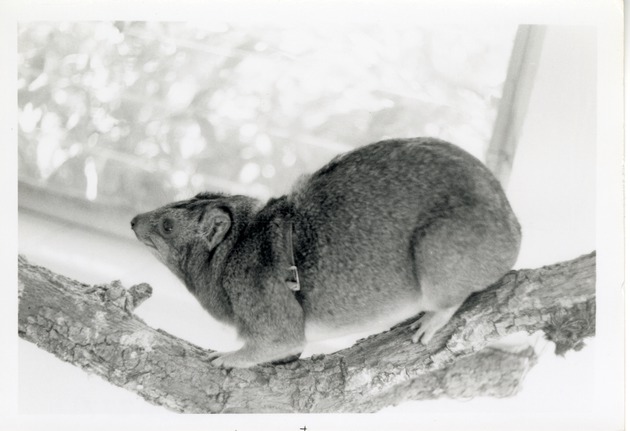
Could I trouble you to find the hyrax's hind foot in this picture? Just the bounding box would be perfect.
[411,305,459,345]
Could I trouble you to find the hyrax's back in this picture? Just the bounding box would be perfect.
[289,138,521,343]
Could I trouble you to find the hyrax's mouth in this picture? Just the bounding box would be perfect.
[141,237,158,250]
[134,231,157,250]
[131,214,157,250]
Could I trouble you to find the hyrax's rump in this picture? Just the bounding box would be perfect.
[131,138,521,368]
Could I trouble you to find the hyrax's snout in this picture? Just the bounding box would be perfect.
[130,213,151,242]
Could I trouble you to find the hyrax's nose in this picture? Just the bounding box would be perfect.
[130,215,139,231]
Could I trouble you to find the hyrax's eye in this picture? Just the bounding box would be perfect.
[161,218,174,234]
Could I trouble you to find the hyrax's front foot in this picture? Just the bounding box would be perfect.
[208,344,303,368]
[208,350,258,369]
[411,305,459,345]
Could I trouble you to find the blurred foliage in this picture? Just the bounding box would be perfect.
[18,22,516,209]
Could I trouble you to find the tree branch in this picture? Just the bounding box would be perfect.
[17,252,595,413]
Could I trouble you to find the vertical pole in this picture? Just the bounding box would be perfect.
[485,25,546,187]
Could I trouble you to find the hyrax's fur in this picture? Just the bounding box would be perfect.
[131,138,521,368]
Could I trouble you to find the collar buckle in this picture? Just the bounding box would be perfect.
[286,265,300,291]
[285,221,301,292]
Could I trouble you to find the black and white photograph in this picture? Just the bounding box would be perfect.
[2,0,624,430]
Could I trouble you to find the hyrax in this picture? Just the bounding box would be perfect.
[131,137,521,368]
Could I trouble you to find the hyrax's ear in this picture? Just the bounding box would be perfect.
[201,207,231,251]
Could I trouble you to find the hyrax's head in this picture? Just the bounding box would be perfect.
[131,192,254,281]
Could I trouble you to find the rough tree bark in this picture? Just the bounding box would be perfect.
[18,252,595,413]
